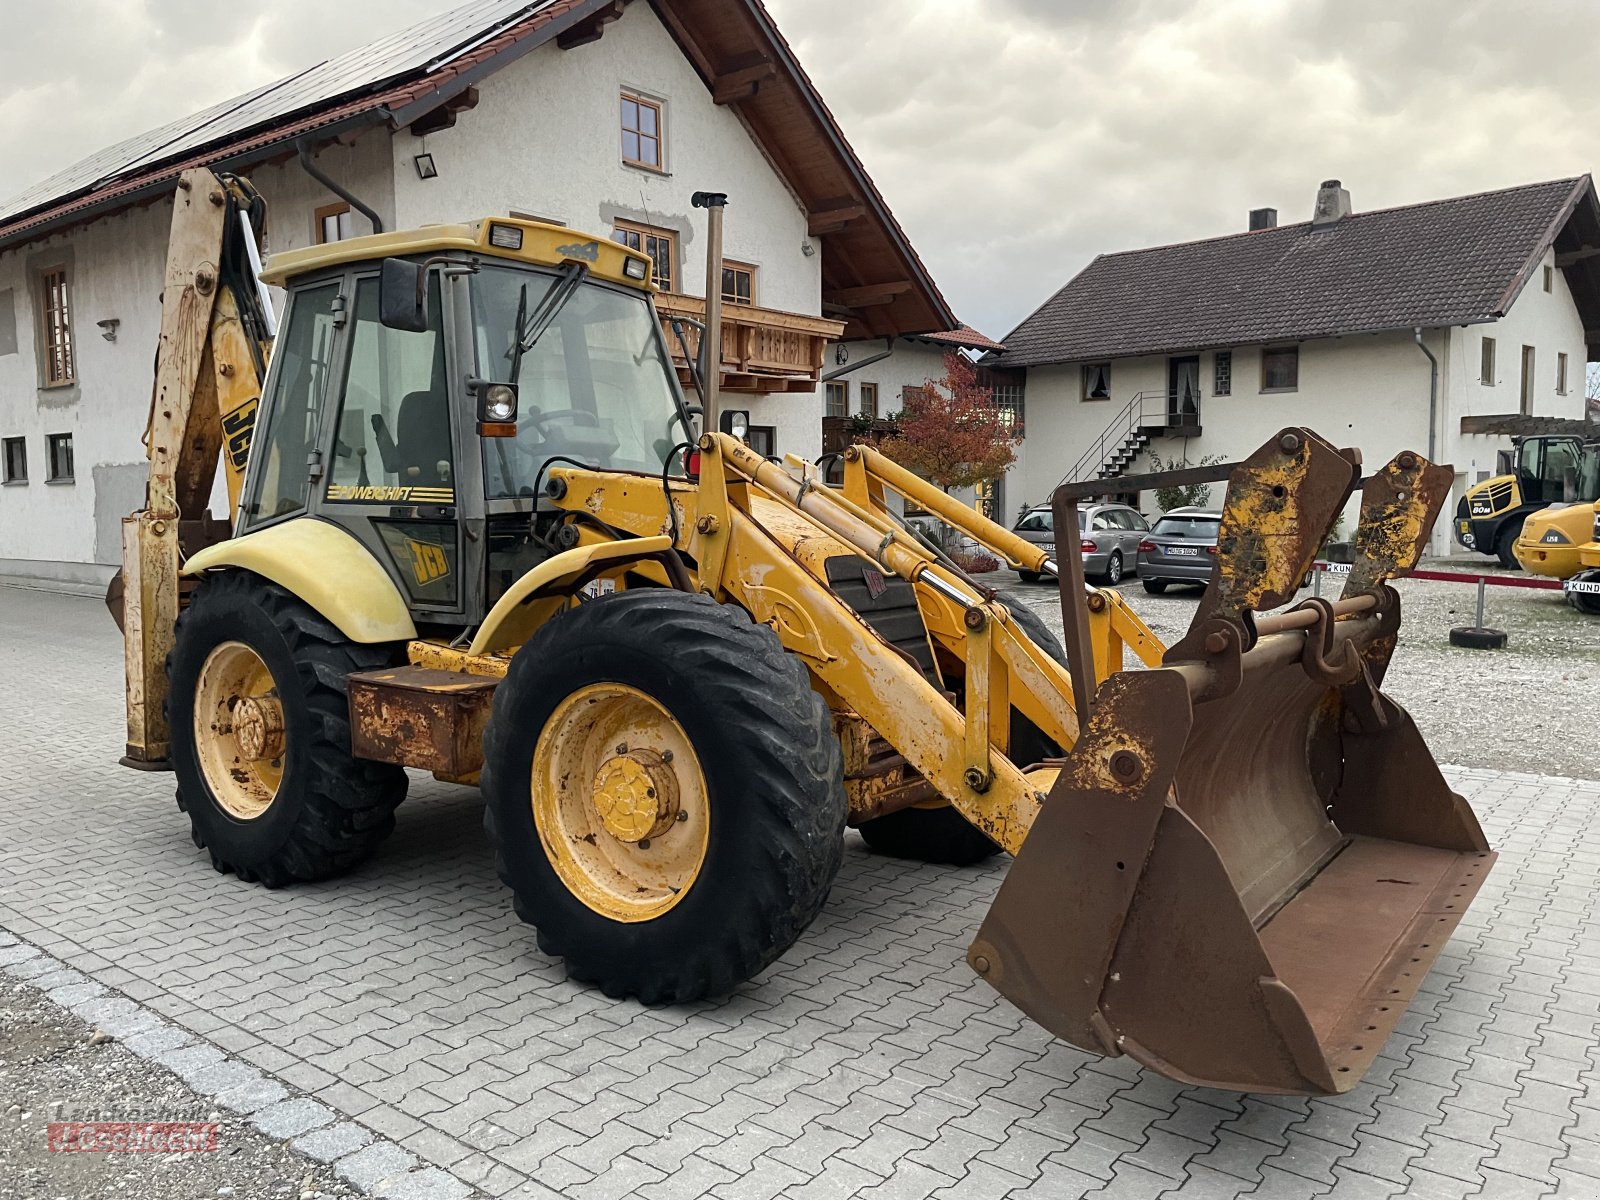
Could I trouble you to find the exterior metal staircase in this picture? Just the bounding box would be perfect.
[1060,389,1200,491]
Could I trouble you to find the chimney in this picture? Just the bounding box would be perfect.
[1311,179,1352,226]
[1249,207,1278,231]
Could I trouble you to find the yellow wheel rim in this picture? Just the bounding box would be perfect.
[532,683,710,922]
[193,641,286,821]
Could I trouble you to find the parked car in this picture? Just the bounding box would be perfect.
[1012,501,1150,585]
[1135,507,1221,593]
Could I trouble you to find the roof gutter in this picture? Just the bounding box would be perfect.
[1413,326,1439,463]
[296,138,383,234]
[0,109,387,254]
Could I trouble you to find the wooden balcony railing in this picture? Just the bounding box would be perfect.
[656,293,845,395]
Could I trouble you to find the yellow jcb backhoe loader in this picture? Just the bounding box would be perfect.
[114,168,1493,1096]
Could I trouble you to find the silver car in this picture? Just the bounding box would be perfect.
[1135,507,1221,592]
[1011,501,1150,585]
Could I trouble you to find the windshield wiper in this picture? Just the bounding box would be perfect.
[504,282,530,383]
[513,261,588,364]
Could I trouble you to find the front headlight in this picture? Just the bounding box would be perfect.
[484,385,517,423]
[719,409,751,441]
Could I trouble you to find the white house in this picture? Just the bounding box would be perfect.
[0,0,956,588]
[821,327,1025,519]
[986,178,1600,551]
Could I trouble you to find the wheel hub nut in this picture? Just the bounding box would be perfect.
[592,749,680,843]
[233,695,285,762]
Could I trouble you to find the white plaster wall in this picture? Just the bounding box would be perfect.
[832,338,959,419]
[1442,249,1589,495]
[1014,335,1436,535]
[245,130,396,259]
[0,200,175,580]
[389,4,819,314]
[388,3,823,457]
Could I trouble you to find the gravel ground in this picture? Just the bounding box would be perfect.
[0,975,358,1200]
[996,558,1599,781]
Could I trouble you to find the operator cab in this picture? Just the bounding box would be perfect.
[245,219,696,625]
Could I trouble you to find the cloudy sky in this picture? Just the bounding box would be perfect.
[0,0,1595,338]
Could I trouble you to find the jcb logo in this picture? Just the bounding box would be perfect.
[223,400,257,471]
[406,540,451,586]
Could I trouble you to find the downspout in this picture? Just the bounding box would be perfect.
[296,139,384,234]
[1413,326,1438,462]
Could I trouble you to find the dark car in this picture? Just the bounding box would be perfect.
[1135,507,1221,593]
[1012,501,1149,585]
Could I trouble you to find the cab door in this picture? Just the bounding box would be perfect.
[314,271,468,619]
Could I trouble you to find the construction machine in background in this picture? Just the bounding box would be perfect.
[114,167,1493,1096]
[1454,429,1600,567]
[1563,504,1600,614]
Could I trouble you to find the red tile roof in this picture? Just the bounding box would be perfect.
[915,325,1006,352]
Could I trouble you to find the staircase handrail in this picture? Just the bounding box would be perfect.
[1058,390,1171,491]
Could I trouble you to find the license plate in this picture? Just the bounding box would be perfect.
[1567,580,1600,594]
[1167,546,1200,556]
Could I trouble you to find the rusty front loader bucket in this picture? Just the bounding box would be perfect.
[971,430,1495,1094]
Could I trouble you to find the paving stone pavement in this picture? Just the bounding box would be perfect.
[2,582,1598,1200]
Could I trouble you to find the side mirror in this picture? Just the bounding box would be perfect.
[379,258,429,332]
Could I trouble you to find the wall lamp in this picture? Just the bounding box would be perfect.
[414,153,438,181]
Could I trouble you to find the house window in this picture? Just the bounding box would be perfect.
[1081,362,1111,401]
[747,425,776,458]
[621,93,664,170]
[992,384,1025,437]
[611,221,677,293]
[1558,352,1570,395]
[1213,350,1232,396]
[859,382,878,419]
[825,381,849,418]
[45,432,74,482]
[2,436,25,483]
[1520,345,1536,414]
[1480,336,1496,385]
[1261,345,1299,392]
[315,203,352,244]
[39,266,75,387]
[721,261,757,307]
[1544,265,1555,293]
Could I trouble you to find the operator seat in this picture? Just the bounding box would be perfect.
[391,389,452,486]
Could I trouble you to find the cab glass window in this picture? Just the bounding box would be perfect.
[244,284,340,527]
[327,275,452,503]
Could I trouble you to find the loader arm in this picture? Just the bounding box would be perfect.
[119,168,273,767]
[542,433,1163,852]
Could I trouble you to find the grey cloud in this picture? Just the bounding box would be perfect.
[2,0,1598,342]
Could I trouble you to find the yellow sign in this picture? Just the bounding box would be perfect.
[327,485,454,505]
[406,539,451,586]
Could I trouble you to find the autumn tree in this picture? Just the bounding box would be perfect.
[881,352,1019,492]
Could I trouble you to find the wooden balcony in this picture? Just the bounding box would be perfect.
[656,293,845,395]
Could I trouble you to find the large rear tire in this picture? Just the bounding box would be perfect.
[481,590,846,1004]
[857,591,1065,868]
[166,571,408,887]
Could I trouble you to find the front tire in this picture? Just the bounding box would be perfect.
[1017,569,1041,584]
[166,571,408,887]
[481,590,846,1005]
[1495,523,1523,570]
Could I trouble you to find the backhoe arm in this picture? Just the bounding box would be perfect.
[119,167,272,767]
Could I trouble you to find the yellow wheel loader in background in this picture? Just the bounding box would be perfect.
[115,168,1494,1096]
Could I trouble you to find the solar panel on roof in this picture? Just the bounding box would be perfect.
[0,0,558,224]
